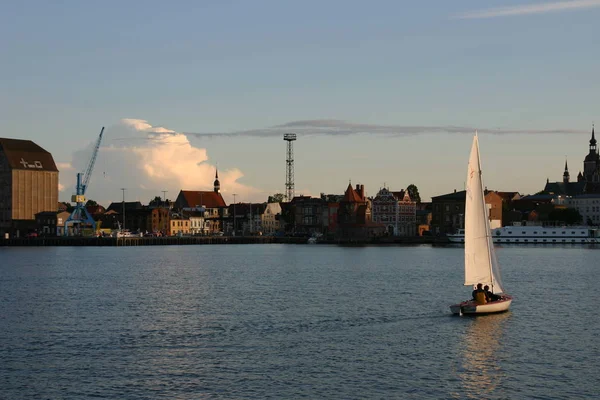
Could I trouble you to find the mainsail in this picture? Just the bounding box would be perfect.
[464,134,504,293]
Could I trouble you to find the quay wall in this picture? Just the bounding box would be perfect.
[1,235,448,247]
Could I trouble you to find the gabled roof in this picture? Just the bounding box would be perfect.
[543,181,585,196]
[106,201,143,213]
[176,190,227,209]
[495,191,521,202]
[343,183,363,203]
[432,190,467,201]
[0,137,58,172]
[228,203,267,216]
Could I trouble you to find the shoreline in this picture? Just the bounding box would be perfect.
[0,235,449,247]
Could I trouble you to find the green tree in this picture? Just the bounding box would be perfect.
[85,199,98,207]
[268,193,285,203]
[406,184,421,204]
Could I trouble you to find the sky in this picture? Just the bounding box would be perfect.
[1,0,599,205]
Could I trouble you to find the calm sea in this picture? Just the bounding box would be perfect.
[1,244,598,399]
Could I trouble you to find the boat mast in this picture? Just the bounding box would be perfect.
[475,132,495,292]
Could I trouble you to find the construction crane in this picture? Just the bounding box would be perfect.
[64,127,104,235]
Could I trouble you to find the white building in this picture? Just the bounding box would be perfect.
[566,194,600,225]
[261,202,282,234]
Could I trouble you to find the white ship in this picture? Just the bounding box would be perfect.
[448,225,600,244]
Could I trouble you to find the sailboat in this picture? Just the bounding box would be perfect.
[450,133,512,315]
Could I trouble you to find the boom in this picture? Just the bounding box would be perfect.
[82,127,104,195]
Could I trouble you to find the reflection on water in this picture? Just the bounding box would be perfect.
[459,313,511,398]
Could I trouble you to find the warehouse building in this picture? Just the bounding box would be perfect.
[0,138,59,237]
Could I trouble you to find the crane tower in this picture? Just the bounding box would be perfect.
[283,133,296,201]
[64,127,104,235]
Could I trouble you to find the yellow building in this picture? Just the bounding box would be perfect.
[169,217,190,236]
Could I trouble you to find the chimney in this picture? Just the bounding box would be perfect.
[454,189,457,193]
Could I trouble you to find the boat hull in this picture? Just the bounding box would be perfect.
[450,295,512,315]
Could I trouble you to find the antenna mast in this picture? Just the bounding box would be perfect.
[283,133,297,201]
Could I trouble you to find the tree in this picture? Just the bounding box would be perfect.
[268,193,285,203]
[406,184,421,204]
[149,196,162,207]
[85,199,98,207]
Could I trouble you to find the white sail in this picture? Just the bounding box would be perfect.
[464,134,504,293]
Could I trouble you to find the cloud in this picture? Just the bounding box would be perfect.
[453,0,600,19]
[59,119,260,206]
[181,119,586,139]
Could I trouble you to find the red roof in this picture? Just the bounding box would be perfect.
[343,184,363,203]
[177,190,227,208]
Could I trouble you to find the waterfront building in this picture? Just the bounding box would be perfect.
[35,211,58,236]
[320,193,343,236]
[564,194,600,225]
[169,215,190,236]
[187,210,207,235]
[290,195,326,235]
[175,170,228,234]
[431,189,510,234]
[337,183,384,239]
[261,202,282,235]
[0,138,59,237]
[371,187,417,236]
[55,211,71,236]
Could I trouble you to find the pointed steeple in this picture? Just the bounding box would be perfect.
[213,167,220,193]
[590,124,597,149]
[563,158,570,183]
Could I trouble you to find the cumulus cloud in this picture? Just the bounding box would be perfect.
[181,119,585,139]
[59,119,260,206]
[453,0,600,19]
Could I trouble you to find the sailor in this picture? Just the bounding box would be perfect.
[484,285,501,302]
[472,283,487,305]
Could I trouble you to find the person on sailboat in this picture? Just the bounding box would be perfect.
[472,283,487,305]
[483,285,501,302]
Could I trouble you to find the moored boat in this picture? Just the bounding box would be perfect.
[448,225,599,244]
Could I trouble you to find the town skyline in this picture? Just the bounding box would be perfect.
[2,1,599,204]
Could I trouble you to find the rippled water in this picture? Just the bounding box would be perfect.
[1,244,598,399]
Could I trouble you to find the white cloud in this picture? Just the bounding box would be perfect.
[56,162,73,171]
[453,0,600,19]
[59,119,261,206]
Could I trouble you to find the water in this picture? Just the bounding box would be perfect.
[1,244,598,399]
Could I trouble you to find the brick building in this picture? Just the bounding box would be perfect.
[0,138,59,237]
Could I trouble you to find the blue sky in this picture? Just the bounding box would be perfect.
[1,1,599,205]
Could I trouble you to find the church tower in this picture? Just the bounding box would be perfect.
[563,159,570,183]
[583,125,600,184]
[213,168,221,193]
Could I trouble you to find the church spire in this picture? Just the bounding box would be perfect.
[590,124,597,150]
[563,158,570,183]
[213,167,220,193]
